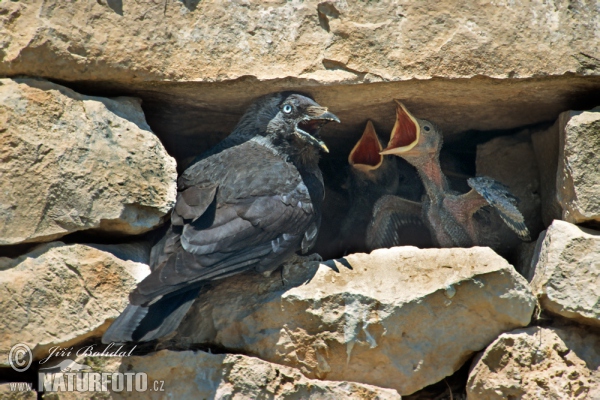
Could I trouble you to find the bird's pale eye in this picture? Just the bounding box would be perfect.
[423,125,431,132]
[282,104,293,114]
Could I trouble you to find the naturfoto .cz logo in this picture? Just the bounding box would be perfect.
[7,343,165,394]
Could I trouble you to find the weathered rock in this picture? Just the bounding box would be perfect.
[0,242,150,367]
[531,121,562,227]
[557,107,600,226]
[0,383,37,399]
[1,1,599,162]
[476,131,544,247]
[172,247,535,395]
[2,1,597,84]
[0,78,177,245]
[36,356,122,399]
[530,220,600,327]
[112,350,401,400]
[467,324,600,400]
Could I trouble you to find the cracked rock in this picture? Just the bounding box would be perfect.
[171,246,536,395]
[557,107,600,225]
[0,78,177,245]
[0,242,150,367]
[530,220,600,327]
[467,324,600,400]
[112,350,401,400]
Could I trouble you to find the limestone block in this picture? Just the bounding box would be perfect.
[467,325,600,400]
[530,220,600,327]
[0,242,150,367]
[113,350,401,400]
[0,78,177,245]
[173,246,536,395]
[557,107,600,225]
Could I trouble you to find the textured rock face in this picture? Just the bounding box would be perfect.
[1,1,596,83]
[476,132,543,246]
[530,220,600,327]
[1,0,599,162]
[114,350,401,400]
[0,383,37,399]
[173,247,535,395]
[467,325,600,400]
[0,78,177,245]
[0,242,150,366]
[557,107,600,225]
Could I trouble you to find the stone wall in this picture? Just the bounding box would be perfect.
[0,1,599,398]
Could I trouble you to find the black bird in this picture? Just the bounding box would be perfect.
[102,93,339,343]
[374,100,530,248]
[337,121,425,254]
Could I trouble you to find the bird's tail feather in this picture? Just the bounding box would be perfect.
[102,286,202,344]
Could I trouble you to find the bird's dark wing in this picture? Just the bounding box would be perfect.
[366,195,430,251]
[102,141,319,343]
[467,176,531,241]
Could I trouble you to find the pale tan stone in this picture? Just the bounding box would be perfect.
[0,384,37,400]
[467,325,600,400]
[0,1,596,84]
[111,350,400,400]
[0,242,150,367]
[172,247,535,395]
[557,107,600,225]
[530,220,600,327]
[0,78,177,245]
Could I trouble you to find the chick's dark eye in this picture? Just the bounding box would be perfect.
[282,104,293,114]
[424,125,431,132]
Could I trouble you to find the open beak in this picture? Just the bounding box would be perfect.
[348,120,383,172]
[296,107,340,153]
[380,100,420,156]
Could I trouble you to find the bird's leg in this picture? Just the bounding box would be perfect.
[278,253,323,287]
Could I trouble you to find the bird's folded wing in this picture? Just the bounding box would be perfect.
[366,195,425,250]
[133,142,316,306]
[467,176,531,241]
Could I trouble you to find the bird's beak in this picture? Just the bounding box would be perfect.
[348,120,383,172]
[380,100,421,156]
[296,107,340,153]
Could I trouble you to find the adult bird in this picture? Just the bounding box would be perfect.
[371,101,530,249]
[102,93,339,343]
[338,120,427,254]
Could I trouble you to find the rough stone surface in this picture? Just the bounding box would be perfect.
[113,350,401,400]
[1,1,599,162]
[1,1,597,83]
[0,384,37,399]
[476,131,544,246]
[36,356,121,399]
[0,242,150,367]
[467,324,600,400]
[530,220,600,327]
[172,247,536,395]
[531,121,562,227]
[0,78,177,245]
[557,107,600,226]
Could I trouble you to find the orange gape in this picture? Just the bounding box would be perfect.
[349,121,383,169]
[389,102,417,148]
